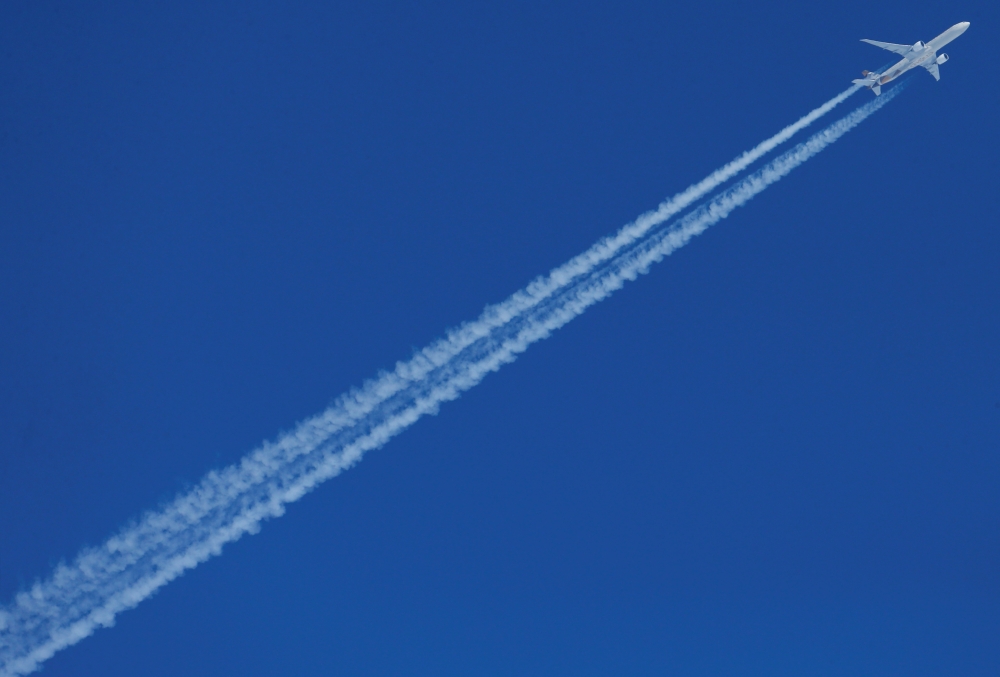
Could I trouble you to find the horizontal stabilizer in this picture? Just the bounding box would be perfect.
[861,39,911,56]
[852,78,882,96]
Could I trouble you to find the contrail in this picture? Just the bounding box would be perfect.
[1,85,862,670]
[0,84,897,677]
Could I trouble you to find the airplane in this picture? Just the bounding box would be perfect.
[853,21,970,95]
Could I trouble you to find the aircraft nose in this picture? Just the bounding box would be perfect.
[956,21,971,32]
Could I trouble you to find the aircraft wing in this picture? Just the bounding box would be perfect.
[861,39,912,55]
[923,60,941,81]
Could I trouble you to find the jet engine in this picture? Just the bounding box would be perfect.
[936,53,950,65]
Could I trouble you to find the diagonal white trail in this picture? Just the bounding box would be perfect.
[2,85,862,648]
[0,83,895,677]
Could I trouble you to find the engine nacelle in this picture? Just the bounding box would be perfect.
[936,53,950,65]
[912,41,925,51]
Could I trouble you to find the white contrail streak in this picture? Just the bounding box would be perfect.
[0,84,895,677]
[1,85,861,671]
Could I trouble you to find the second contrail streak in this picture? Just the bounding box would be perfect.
[0,83,898,677]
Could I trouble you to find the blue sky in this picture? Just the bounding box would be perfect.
[1,2,998,675]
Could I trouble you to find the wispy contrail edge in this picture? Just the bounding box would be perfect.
[0,84,897,677]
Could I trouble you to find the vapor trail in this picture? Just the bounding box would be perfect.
[0,84,895,677]
[2,85,861,665]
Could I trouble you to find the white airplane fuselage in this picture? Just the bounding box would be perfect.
[854,22,969,94]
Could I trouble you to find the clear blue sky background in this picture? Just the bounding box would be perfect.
[2,2,998,675]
